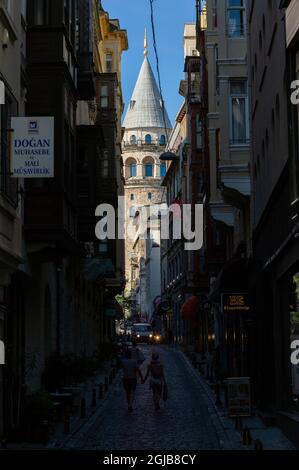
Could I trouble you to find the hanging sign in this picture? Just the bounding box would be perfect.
[11,117,54,178]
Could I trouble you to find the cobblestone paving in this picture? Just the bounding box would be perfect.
[68,346,230,450]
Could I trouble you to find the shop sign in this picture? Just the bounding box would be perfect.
[11,117,54,178]
[222,293,250,313]
[227,377,251,417]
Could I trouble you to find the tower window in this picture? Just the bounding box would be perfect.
[145,163,153,177]
[130,135,137,145]
[160,162,167,177]
[148,192,152,200]
[130,194,135,201]
[159,135,166,145]
[130,163,137,177]
[145,134,152,145]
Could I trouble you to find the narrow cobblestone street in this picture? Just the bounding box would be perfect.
[62,346,230,450]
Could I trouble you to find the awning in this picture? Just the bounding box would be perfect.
[181,296,201,320]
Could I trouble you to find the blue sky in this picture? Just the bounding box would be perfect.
[103,0,196,125]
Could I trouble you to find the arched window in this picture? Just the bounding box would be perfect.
[125,158,137,179]
[145,162,153,177]
[145,134,152,145]
[130,162,137,177]
[160,162,167,177]
[159,135,166,145]
[130,135,137,145]
[143,157,154,178]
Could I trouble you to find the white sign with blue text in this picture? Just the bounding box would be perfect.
[11,117,54,178]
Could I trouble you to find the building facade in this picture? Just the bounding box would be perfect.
[0,0,128,439]
[204,0,252,379]
[248,0,299,443]
[0,0,27,438]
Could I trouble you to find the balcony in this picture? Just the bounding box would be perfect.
[122,138,167,150]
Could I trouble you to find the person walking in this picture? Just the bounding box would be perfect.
[143,352,166,410]
[131,342,145,365]
[121,348,143,412]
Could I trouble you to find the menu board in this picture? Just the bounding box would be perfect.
[227,377,251,417]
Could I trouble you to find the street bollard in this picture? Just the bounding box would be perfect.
[104,376,109,392]
[92,388,97,408]
[224,383,229,408]
[242,427,252,446]
[215,381,222,407]
[98,383,104,399]
[80,397,86,419]
[235,416,243,433]
[254,439,264,451]
[64,414,70,434]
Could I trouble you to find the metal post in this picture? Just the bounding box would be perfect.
[92,388,97,408]
[98,383,104,399]
[80,397,86,419]
[64,414,70,434]
[104,376,109,392]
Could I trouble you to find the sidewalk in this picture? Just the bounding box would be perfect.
[177,349,296,451]
[48,359,119,449]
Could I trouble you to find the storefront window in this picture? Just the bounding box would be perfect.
[289,272,299,409]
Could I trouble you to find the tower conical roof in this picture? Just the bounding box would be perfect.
[123,56,172,130]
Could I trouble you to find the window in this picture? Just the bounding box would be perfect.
[130,194,134,201]
[160,162,167,177]
[102,150,109,177]
[159,135,166,145]
[145,162,153,177]
[148,193,152,200]
[230,80,248,144]
[213,0,218,27]
[227,0,245,37]
[3,0,12,15]
[100,85,109,108]
[130,135,137,145]
[106,53,113,72]
[0,90,18,204]
[145,134,152,145]
[130,162,137,178]
[215,46,219,94]
[196,114,203,149]
[34,0,51,25]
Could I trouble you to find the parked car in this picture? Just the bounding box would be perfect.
[132,323,154,344]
